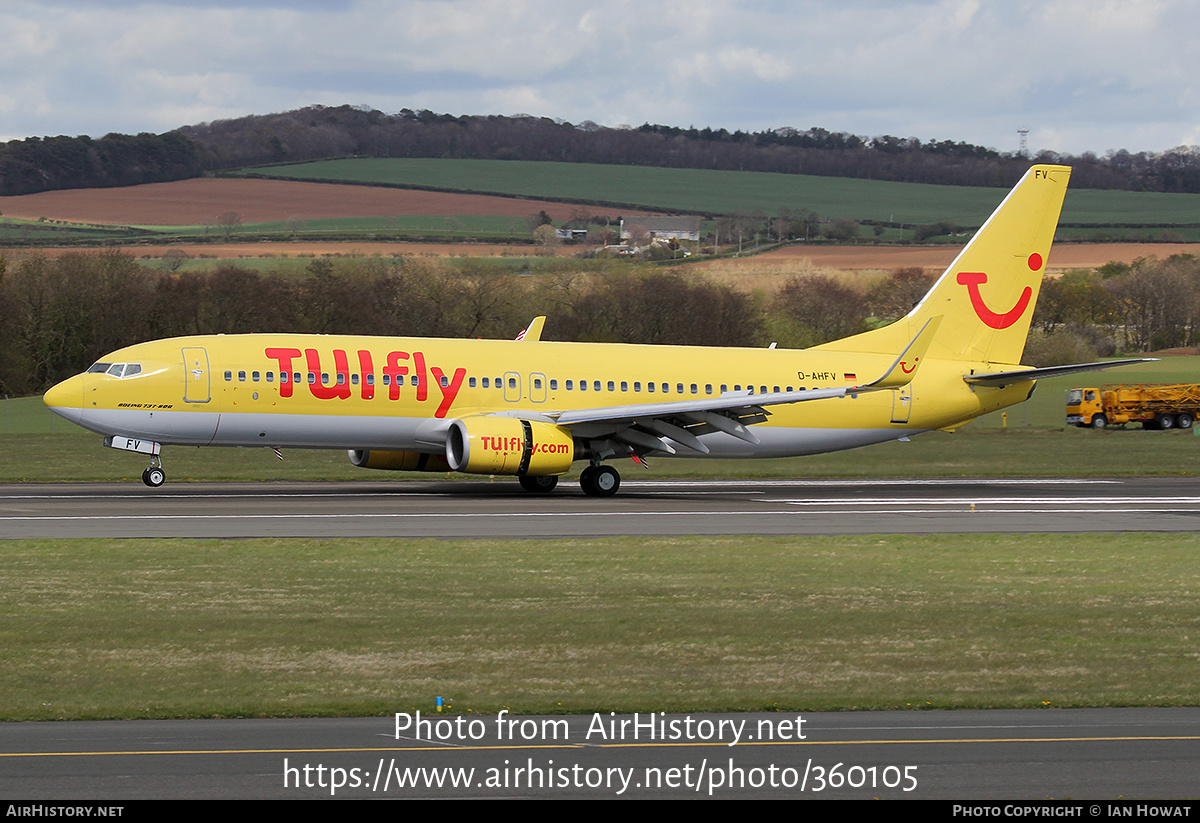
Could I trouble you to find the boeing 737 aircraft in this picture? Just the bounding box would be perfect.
[42,164,1141,495]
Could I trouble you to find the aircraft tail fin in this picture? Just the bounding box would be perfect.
[817,164,1071,365]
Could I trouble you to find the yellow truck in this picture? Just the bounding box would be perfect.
[1066,383,1200,430]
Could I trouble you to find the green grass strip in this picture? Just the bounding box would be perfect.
[1,534,1197,720]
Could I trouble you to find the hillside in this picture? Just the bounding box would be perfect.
[4,104,1200,198]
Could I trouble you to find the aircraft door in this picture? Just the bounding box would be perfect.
[182,347,211,403]
[529,372,547,403]
[890,387,911,423]
[503,371,522,403]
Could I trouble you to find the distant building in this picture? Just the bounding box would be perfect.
[619,216,702,242]
[555,228,588,240]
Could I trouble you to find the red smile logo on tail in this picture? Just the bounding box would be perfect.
[956,262,1037,330]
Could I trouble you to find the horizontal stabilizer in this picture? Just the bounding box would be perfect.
[964,358,1156,387]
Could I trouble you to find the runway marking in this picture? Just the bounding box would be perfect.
[771,496,1200,506]
[4,734,1199,758]
[0,478,1122,501]
[5,500,1200,525]
[5,505,1199,523]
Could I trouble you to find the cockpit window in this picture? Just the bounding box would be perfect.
[92,363,143,378]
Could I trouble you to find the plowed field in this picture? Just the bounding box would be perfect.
[0,177,623,225]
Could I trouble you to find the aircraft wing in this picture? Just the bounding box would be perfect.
[964,358,1156,388]
[549,317,941,454]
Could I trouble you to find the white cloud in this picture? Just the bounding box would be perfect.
[0,0,1196,154]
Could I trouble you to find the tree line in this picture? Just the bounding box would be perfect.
[7,104,1200,197]
[7,251,1195,399]
[0,132,204,196]
[179,105,1198,192]
[0,252,762,396]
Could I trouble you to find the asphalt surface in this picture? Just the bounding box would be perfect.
[3,477,1200,538]
[3,708,1199,799]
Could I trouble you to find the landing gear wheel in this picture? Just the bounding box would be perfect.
[142,467,165,487]
[580,465,620,497]
[519,475,559,494]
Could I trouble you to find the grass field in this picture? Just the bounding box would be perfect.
[2,533,1197,720]
[244,158,1200,228]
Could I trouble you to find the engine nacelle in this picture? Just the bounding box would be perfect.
[347,449,451,472]
[446,416,574,476]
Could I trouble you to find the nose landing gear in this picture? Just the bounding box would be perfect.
[141,456,165,487]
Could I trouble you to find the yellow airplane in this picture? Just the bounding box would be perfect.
[42,164,1142,495]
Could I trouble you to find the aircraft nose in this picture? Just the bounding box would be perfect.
[43,374,85,425]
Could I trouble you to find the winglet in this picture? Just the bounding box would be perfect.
[859,315,942,390]
[516,316,546,342]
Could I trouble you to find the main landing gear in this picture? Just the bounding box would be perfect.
[517,465,621,496]
[518,475,559,494]
[579,464,620,497]
[141,456,165,487]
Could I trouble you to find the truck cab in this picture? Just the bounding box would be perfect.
[1066,387,1106,428]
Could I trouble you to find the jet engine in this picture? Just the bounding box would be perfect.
[347,450,451,472]
[445,416,574,476]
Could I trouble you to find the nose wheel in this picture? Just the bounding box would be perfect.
[141,457,165,488]
[580,465,620,497]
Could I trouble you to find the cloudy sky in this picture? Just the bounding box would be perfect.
[2,0,1196,156]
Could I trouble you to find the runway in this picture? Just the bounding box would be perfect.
[3,477,1200,538]
[3,708,1198,799]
